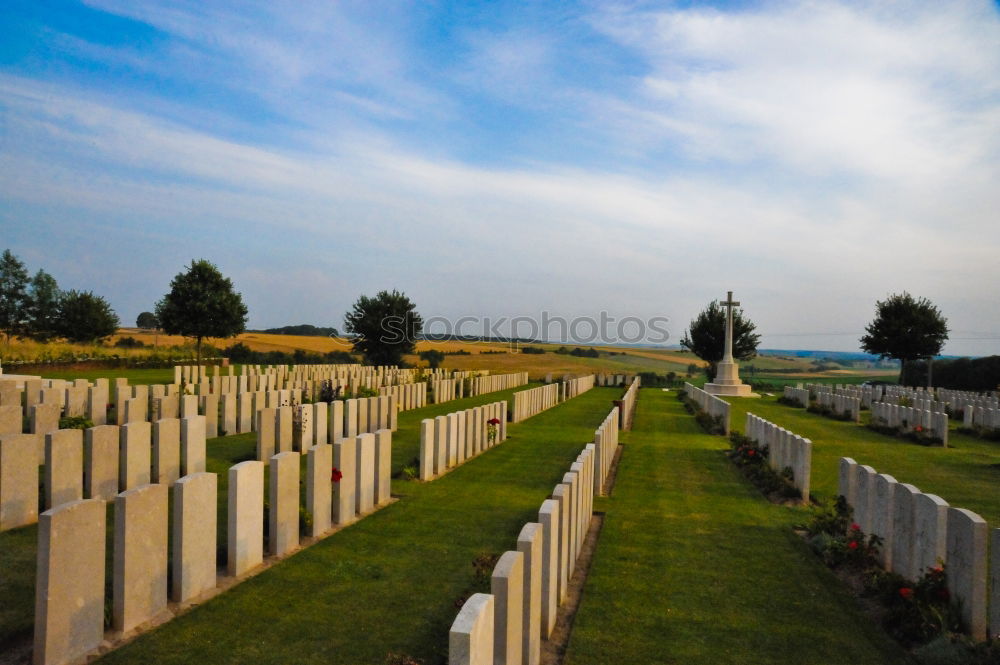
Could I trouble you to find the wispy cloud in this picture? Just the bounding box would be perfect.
[1,1,998,354]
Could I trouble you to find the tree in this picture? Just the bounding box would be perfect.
[680,300,761,380]
[155,260,248,365]
[860,292,948,384]
[26,270,62,341]
[419,349,445,369]
[136,311,159,329]
[0,249,29,344]
[55,290,119,343]
[344,290,422,366]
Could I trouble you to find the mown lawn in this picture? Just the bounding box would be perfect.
[565,389,911,665]
[94,387,618,665]
[722,395,1000,526]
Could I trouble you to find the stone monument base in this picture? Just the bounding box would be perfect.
[703,382,755,397]
[703,359,755,397]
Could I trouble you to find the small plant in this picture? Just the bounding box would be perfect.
[299,506,312,534]
[401,465,418,481]
[487,417,500,443]
[58,415,94,430]
[385,654,424,665]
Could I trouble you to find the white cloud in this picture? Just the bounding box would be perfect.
[2,1,999,354]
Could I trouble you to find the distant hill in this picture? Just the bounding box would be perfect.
[251,324,339,337]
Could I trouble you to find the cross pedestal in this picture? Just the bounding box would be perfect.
[704,291,754,397]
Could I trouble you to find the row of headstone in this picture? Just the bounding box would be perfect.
[683,382,731,435]
[595,374,633,387]
[418,401,508,480]
[783,386,810,407]
[33,429,392,665]
[431,378,460,404]
[593,406,619,498]
[744,413,812,501]
[870,402,949,445]
[0,416,207,532]
[801,383,884,409]
[0,377,111,429]
[511,384,561,423]
[467,372,528,397]
[839,457,999,641]
[378,382,428,411]
[173,363,419,402]
[813,391,861,422]
[255,395,399,463]
[449,443,596,665]
[963,405,1000,432]
[563,375,595,399]
[937,388,998,417]
[615,377,640,430]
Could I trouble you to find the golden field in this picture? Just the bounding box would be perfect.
[0,329,896,383]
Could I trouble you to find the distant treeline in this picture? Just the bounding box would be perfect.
[222,342,356,366]
[903,356,1000,392]
[420,334,543,344]
[250,324,340,337]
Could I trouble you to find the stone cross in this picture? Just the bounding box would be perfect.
[721,291,740,362]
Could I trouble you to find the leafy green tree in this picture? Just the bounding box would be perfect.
[55,290,119,343]
[680,300,761,380]
[0,249,29,344]
[344,290,422,366]
[26,270,62,341]
[156,260,248,365]
[419,349,445,369]
[136,311,159,329]
[860,292,948,384]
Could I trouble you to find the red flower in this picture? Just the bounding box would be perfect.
[487,418,501,426]
[331,467,343,483]
[848,541,858,550]
[747,449,755,456]
[915,426,923,433]
[850,523,861,532]
[899,587,914,600]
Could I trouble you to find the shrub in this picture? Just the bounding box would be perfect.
[114,336,146,348]
[58,415,94,430]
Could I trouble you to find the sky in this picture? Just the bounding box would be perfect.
[1,0,999,355]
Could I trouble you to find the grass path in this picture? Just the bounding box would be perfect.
[722,395,1000,526]
[564,389,910,665]
[93,387,620,665]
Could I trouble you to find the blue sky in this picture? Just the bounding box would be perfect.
[1,0,998,354]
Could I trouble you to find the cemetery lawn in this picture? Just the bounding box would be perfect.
[722,395,1000,526]
[565,390,910,665]
[93,387,622,665]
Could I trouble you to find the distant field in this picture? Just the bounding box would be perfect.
[4,330,899,386]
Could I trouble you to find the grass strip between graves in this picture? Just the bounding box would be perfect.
[563,389,911,665]
[722,395,1000,526]
[90,387,620,665]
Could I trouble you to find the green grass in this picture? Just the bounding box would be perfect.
[94,387,619,665]
[564,390,911,665]
[722,395,1000,526]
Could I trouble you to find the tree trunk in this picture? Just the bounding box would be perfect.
[898,358,906,385]
[927,357,933,389]
[196,336,202,368]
